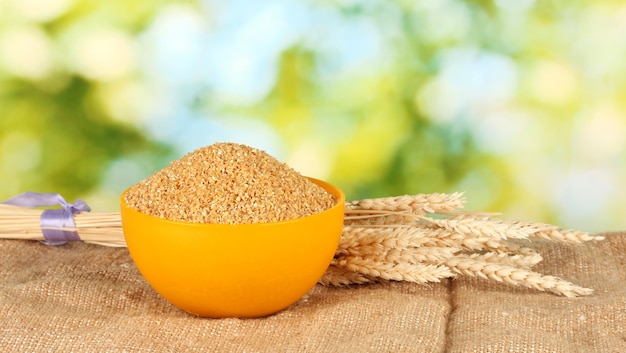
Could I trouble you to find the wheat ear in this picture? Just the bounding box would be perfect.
[426,216,603,244]
[336,246,459,267]
[319,265,375,286]
[347,192,465,214]
[532,227,605,243]
[445,256,593,297]
[333,256,454,284]
[423,217,545,240]
[454,252,543,269]
[337,226,434,255]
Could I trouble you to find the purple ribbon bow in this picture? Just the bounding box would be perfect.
[2,192,91,245]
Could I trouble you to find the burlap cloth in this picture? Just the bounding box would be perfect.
[1,232,625,352]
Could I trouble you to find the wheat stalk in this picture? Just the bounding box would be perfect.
[0,204,125,247]
[0,192,602,297]
[331,193,600,297]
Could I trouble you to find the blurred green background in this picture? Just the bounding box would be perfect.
[1,0,625,232]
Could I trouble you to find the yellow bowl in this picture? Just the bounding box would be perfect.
[120,177,345,318]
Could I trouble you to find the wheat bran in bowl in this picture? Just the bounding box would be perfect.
[123,142,337,224]
[120,142,344,317]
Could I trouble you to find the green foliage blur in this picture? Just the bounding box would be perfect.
[1,0,625,232]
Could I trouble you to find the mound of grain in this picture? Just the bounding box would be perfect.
[124,142,336,224]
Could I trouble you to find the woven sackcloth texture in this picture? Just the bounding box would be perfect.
[1,232,625,353]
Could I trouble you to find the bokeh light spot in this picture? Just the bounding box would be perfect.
[0,26,55,79]
[0,131,42,173]
[578,102,626,161]
[527,61,579,105]
[71,29,136,81]
[8,0,74,23]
